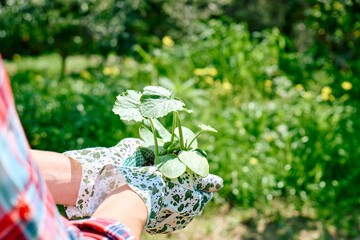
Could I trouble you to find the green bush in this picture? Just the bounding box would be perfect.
[6,19,359,235]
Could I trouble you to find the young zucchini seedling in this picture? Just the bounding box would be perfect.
[112,86,217,179]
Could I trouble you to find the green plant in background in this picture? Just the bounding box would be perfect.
[5,15,360,238]
[113,86,217,178]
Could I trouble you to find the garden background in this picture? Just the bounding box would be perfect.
[1,0,359,239]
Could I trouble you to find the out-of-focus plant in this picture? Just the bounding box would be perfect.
[6,19,360,236]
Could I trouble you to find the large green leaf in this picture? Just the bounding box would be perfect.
[140,86,185,119]
[112,90,144,122]
[142,86,172,98]
[140,97,184,119]
[178,150,209,177]
[175,127,197,148]
[155,154,186,179]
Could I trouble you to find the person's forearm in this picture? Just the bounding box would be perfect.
[30,149,82,205]
[92,184,147,240]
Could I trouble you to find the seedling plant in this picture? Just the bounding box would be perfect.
[112,86,217,179]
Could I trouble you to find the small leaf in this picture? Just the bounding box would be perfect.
[144,119,171,142]
[139,126,163,151]
[198,124,217,133]
[113,90,144,122]
[195,148,207,158]
[175,127,197,148]
[139,126,154,146]
[178,150,209,177]
[155,154,186,179]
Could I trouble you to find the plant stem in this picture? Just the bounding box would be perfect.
[176,112,185,150]
[171,112,176,142]
[148,118,159,156]
[187,130,204,149]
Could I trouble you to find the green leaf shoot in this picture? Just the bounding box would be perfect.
[113,85,216,179]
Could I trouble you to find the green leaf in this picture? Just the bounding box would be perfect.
[144,119,171,142]
[175,127,197,148]
[139,126,163,151]
[140,97,185,119]
[112,90,144,122]
[143,86,172,98]
[178,150,209,177]
[198,124,217,133]
[140,86,185,119]
[139,126,154,146]
[195,148,207,158]
[155,154,186,179]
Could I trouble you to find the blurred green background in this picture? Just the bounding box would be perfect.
[1,0,360,239]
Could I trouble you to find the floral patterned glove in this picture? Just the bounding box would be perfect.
[88,164,223,234]
[62,138,153,218]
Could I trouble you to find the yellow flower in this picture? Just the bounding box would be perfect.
[341,81,352,90]
[162,36,174,47]
[322,86,332,95]
[207,68,217,76]
[265,136,274,142]
[193,67,217,77]
[264,80,273,87]
[13,54,21,61]
[222,80,233,92]
[321,86,332,101]
[103,67,120,76]
[205,76,214,84]
[333,1,343,11]
[249,157,259,165]
[295,84,304,91]
[194,68,205,76]
[303,91,312,99]
[80,70,91,80]
[35,74,42,82]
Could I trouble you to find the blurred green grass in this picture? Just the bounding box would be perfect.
[5,20,360,238]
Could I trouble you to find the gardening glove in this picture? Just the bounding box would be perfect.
[87,164,223,234]
[62,138,154,218]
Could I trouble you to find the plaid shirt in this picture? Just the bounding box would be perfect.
[0,55,136,240]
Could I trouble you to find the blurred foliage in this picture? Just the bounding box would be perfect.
[6,19,360,236]
[2,0,360,237]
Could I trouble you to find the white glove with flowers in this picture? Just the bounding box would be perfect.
[63,137,223,234]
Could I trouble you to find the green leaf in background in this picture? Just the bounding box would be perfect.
[155,154,186,178]
[198,124,217,133]
[112,90,144,122]
[178,150,209,177]
[175,127,197,148]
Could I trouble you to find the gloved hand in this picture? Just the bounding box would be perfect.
[62,138,154,218]
[88,165,223,234]
[63,137,223,234]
